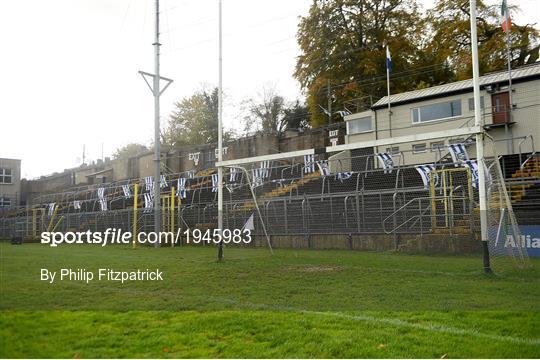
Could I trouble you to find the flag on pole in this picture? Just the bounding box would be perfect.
[386,46,393,72]
[501,0,512,32]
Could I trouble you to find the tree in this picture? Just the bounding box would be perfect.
[283,100,310,130]
[243,86,310,136]
[113,143,148,159]
[295,0,539,128]
[295,0,425,127]
[426,0,539,80]
[164,87,233,146]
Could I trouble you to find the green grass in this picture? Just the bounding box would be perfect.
[1,243,539,358]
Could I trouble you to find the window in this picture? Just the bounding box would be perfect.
[412,143,427,154]
[412,100,462,123]
[468,96,485,111]
[0,197,11,208]
[430,141,445,152]
[449,138,464,145]
[385,146,400,155]
[347,116,373,134]
[0,168,12,184]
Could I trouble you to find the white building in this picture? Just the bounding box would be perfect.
[344,63,540,168]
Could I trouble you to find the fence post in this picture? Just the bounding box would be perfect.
[171,186,175,247]
[132,183,138,249]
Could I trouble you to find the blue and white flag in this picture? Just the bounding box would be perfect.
[448,143,469,166]
[99,199,107,212]
[304,154,315,174]
[47,203,56,216]
[464,160,492,189]
[122,184,131,198]
[336,172,353,182]
[143,193,153,212]
[336,110,351,118]
[251,168,263,188]
[160,174,168,188]
[97,187,105,200]
[144,176,154,193]
[386,46,392,72]
[177,178,187,199]
[211,174,219,192]
[376,153,394,174]
[73,200,81,210]
[260,161,271,179]
[229,167,238,183]
[317,160,331,176]
[187,170,195,179]
[415,164,437,189]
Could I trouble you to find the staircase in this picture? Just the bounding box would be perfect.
[235,171,321,212]
[509,153,540,202]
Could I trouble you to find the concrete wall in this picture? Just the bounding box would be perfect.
[21,130,330,203]
[247,233,481,255]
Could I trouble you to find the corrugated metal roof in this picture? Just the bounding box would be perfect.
[372,62,540,108]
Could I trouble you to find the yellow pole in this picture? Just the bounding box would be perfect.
[51,216,64,232]
[443,170,448,228]
[171,186,175,247]
[132,183,139,249]
[32,208,37,239]
[430,172,436,229]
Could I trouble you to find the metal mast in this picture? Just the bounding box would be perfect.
[470,0,491,272]
[153,0,161,237]
[139,0,173,241]
[217,0,224,260]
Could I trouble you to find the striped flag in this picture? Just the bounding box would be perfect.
[122,184,131,198]
[304,154,315,173]
[415,165,438,189]
[211,174,219,192]
[317,160,331,176]
[386,46,392,72]
[177,178,187,199]
[448,143,469,166]
[501,0,512,32]
[376,153,394,174]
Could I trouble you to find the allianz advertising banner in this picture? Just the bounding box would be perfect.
[495,225,540,258]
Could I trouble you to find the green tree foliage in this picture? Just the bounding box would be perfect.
[164,88,233,146]
[295,0,425,127]
[295,0,539,127]
[112,143,148,159]
[283,100,310,130]
[427,0,539,80]
[243,86,310,135]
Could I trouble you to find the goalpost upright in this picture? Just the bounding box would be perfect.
[470,0,491,273]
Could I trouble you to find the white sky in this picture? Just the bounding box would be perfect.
[0,0,538,179]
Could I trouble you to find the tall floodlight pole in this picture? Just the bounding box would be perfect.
[153,0,162,239]
[139,0,173,241]
[470,0,491,273]
[217,0,224,261]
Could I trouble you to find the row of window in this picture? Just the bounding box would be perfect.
[347,97,485,135]
[0,168,13,184]
[384,139,465,155]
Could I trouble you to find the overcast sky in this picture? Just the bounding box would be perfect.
[0,0,538,178]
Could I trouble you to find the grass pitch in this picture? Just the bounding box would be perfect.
[0,242,539,358]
